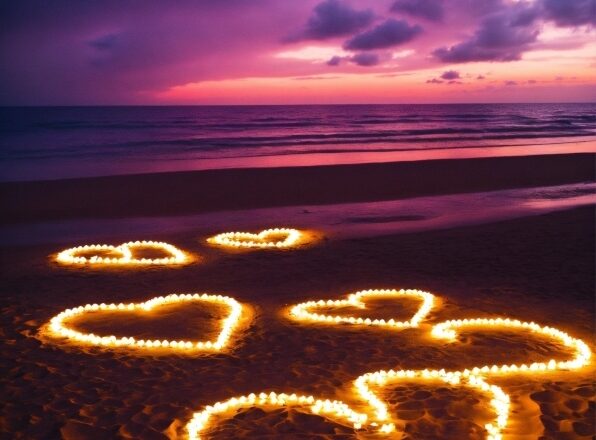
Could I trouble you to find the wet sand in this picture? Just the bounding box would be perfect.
[2,153,594,225]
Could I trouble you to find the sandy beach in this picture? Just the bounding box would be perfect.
[1,154,594,439]
[3,0,596,437]
[2,153,594,225]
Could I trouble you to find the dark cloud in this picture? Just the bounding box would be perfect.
[88,33,119,50]
[390,0,444,22]
[541,0,596,26]
[288,0,374,41]
[350,52,380,66]
[432,0,594,64]
[505,80,517,85]
[426,78,443,84]
[440,70,460,80]
[344,18,422,50]
[509,5,541,26]
[477,74,485,79]
[327,55,342,66]
[447,80,462,84]
[528,79,537,83]
[433,6,539,63]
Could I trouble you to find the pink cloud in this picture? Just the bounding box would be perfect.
[0,0,594,104]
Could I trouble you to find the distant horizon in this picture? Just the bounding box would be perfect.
[3,101,595,108]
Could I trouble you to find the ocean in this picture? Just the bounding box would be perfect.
[1,103,595,182]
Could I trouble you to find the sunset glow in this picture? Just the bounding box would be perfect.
[1,0,594,105]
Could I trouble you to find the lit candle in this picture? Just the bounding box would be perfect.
[207,228,303,249]
[289,288,435,329]
[55,241,190,266]
[45,293,244,352]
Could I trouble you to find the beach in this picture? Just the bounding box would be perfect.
[1,153,594,439]
[2,153,594,224]
[3,0,596,437]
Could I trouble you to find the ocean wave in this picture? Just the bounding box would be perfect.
[1,104,594,166]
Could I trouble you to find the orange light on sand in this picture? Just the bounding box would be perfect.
[289,288,435,329]
[431,317,591,374]
[185,391,367,440]
[46,293,244,352]
[186,289,591,440]
[354,369,510,440]
[349,317,591,440]
[207,228,303,249]
[56,241,190,265]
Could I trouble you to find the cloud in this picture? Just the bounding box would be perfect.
[440,70,460,80]
[390,0,444,22]
[350,52,380,66]
[541,0,596,27]
[433,5,540,63]
[325,52,381,66]
[427,70,464,84]
[477,74,485,79]
[327,55,342,66]
[528,79,537,83]
[505,80,517,85]
[344,18,422,50]
[88,33,119,51]
[288,0,374,41]
[431,0,595,64]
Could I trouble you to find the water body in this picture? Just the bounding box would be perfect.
[1,103,595,181]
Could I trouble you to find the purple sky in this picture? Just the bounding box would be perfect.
[1,0,595,104]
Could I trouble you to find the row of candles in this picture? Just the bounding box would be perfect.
[45,288,591,438]
[55,229,304,266]
[289,288,435,329]
[47,293,243,352]
[185,392,368,440]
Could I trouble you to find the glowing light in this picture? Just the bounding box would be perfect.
[289,288,435,329]
[185,391,367,440]
[431,317,592,374]
[56,241,190,265]
[347,316,591,440]
[286,291,591,440]
[46,293,244,352]
[207,228,303,249]
[354,369,509,440]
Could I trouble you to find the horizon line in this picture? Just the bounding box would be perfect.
[2,101,595,108]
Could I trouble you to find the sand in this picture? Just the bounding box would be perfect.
[0,155,594,439]
[2,153,594,224]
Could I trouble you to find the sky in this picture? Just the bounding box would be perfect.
[0,0,595,105]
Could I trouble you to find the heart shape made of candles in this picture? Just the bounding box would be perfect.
[177,290,592,440]
[185,391,368,440]
[46,293,244,352]
[289,288,436,329]
[56,240,190,265]
[349,317,592,440]
[207,228,302,249]
[354,368,510,439]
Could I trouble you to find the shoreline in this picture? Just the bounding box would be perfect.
[2,153,594,225]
